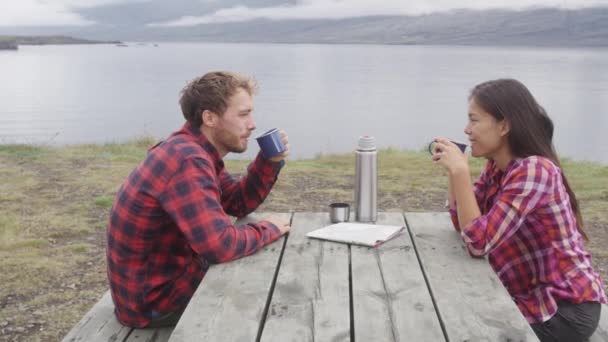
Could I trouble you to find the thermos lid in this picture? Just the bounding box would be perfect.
[358,135,376,151]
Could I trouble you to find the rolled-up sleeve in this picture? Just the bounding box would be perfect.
[449,162,492,231]
[220,153,284,218]
[460,159,554,256]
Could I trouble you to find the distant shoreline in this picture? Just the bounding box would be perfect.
[0,40,18,50]
[0,35,121,50]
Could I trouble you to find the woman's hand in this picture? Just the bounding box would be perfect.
[431,137,469,176]
[431,137,480,229]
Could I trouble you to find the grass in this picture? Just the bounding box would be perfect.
[0,141,607,341]
[94,196,114,209]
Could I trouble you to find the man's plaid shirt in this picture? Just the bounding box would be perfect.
[106,122,284,327]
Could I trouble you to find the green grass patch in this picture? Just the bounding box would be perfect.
[64,243,91,254]
[0,144,46,159]
[94,196,114,208]
[0,214,20,247]
[3,239,49,251]
[560,159,608,223]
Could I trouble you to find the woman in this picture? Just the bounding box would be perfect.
[431,78,606,342]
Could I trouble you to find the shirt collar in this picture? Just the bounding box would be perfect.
[174,121,225,171]
[488,158,520,184]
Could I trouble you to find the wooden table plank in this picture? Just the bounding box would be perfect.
[168,213,292,342]
[261,212,350,342]
[125,327,173,342]
[351,212,445,342]
[406,212,538,342]
[61,291,131,342]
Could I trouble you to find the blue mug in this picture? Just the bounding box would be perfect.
[256,128,286,159]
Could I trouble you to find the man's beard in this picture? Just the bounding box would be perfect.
[216,125,247,154]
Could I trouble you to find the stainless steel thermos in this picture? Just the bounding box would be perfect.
[355,135,377,222]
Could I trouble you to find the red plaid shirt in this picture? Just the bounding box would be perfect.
[450,156,607,324]
[106,122,284,328]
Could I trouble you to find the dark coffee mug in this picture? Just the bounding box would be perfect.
[256,128,286,158]
[428,140,467,155]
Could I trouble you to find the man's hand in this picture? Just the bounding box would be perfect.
[269,129,290,163]
[264,215,291,235]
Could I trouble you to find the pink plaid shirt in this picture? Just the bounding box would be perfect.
[450,156,607,324]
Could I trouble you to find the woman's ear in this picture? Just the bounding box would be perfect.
[201,110,217,127]
[499,119,511,137]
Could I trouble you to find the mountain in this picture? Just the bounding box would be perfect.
[1,7,607,47]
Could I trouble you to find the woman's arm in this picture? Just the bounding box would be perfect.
[459,158,554,256]
[451,168,482,228]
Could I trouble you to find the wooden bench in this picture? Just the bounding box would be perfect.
[62,293,608,342]
[61,291,173,342]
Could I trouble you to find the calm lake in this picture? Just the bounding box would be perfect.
[1,42,607,163]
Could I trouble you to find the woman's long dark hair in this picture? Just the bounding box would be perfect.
[470,79,588,240]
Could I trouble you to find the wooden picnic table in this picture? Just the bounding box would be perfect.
[168,212,539,342]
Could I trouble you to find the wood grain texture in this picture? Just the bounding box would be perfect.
[61,291,132,342]
[406,212,538,342]
[125,327,173,342]
[261,212,350,342]
[169,213,292,342]
[351,212,445,342]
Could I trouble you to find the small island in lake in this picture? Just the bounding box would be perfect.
[0,35,121,50]
[0,38,18,50]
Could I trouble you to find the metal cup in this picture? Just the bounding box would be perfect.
[329,203,350,223]
[428,140,468,155]
[256,128,286,159]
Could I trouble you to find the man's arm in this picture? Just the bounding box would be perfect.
[221,129,290,217]
[219,154,284,218]
[159,157,286,264]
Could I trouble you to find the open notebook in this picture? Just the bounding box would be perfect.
[306,222,405,247]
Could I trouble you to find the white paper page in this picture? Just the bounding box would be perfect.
[306,222,405,247]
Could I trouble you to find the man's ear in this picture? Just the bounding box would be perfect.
[201,110,217,127]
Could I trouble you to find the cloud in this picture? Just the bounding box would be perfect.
[151,0,608,27]
[3,0,608,27]
[0,0,149,26]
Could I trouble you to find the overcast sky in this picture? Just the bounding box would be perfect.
[2,0,608,27]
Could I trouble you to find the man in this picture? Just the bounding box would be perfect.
[106,71,291,328]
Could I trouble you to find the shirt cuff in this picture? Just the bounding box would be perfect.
[254,152,285,176]
[259,220,283,244]
[460,215,488,256]
[448,207,461,232]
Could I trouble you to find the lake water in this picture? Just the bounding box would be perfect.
[1,42,607,163]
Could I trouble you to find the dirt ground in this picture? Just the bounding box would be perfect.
[0,147,606,342]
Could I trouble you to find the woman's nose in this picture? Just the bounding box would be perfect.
[464,123,472,135]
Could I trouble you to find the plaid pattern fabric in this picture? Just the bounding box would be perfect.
[106,122,284,328]
[450,156,607,324]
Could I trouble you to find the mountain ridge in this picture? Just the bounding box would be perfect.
[1,7,607,47]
